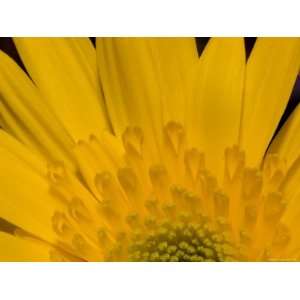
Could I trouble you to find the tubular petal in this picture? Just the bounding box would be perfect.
[188,37,245,179]
[240,38,300,167]
[268,103,300,169]
[0,50,76,171]
[74,132,124,199]
[96,38,163,160]
[280,157,300,202]
[14,38,110,141]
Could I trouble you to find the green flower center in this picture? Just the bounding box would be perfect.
[127,219,237,262]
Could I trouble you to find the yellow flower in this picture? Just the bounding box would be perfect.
[0,37,300,261]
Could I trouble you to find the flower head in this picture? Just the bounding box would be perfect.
[0,37,300,261]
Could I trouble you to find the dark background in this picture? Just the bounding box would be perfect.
[0,37,299,139]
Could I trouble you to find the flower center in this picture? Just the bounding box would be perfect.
[126,218,237,262]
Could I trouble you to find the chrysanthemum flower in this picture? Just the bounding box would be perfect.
[0,37,300,261]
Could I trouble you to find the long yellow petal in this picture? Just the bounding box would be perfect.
[188,37,245,178]
[14,38,110,141]
[0,50,76,171]
[240,38,300,167]
[0,232,52,261]
[150,38,198,124]
[0,144,59,244]
[269,102,300,169]
[0,130,46,176]
[96,38,165,160]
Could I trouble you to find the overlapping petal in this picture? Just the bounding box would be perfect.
[241,38,300,167]
[14,38,110,141]
[188,37,245,178]
[0,50,76,171]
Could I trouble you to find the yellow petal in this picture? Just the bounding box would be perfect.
[269,103,300,169]
[0,232,52,261]
[96,38,163,160]
[14,38,110,141]
[0,143,59,244]
[240,38,300,167]
[150,38,198,124]
[188,37,245,178]
[0,130,46,176]
[0,50,76,171]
